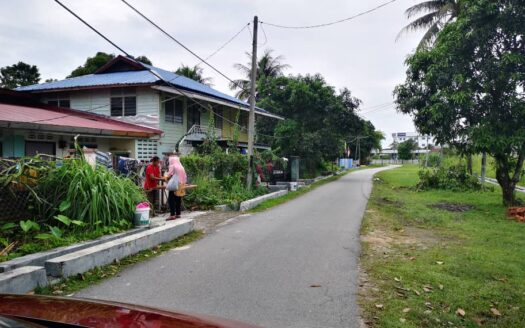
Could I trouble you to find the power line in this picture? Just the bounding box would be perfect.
[120,0,249,93]
[29,103,114,124]
[53,0,131,57]
[359,101,394,111]
[50,0,257,141]
[361,105,395,115]
[260,0,397,29]
[203,23,251,63]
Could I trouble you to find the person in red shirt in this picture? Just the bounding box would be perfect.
[144,156,164,207]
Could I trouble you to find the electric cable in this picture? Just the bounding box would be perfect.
[260,0,397,29]
[120,0,249,93]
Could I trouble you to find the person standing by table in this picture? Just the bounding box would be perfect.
[144,156,164,208]
[166,155,187,220]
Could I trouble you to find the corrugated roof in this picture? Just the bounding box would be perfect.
[16,56,278,117]
[0,102,162,138]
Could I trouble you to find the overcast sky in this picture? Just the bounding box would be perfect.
[0,0,425,146]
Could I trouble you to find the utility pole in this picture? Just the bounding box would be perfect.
[246,16,258,189]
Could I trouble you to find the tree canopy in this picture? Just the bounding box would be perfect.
[397,139,417,160]
[68,52,152,77]
[395,0,525,205]
[398,0,460,49]
[256,73,383,175]
[0,62,40,89]
[230,49,290,100]
[175,64,213,86]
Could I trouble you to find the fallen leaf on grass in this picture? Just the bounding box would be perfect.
[414,290,421,296]
[375,304,384,309]
[394,277,401,282]
[439,284,444,290]
[424,310,432,315]
[490,308,501,317]
[423,285,433,293]
[409,257,416,261]
[436,261,444,265]
[456,308,466,317]
[402,308,411,313]
[399,318,406,323]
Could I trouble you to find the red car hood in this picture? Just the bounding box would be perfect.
[0,294,259,328]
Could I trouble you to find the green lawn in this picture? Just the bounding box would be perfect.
[360,165,525,328]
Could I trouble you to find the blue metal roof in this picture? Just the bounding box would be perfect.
[16,60,277,117]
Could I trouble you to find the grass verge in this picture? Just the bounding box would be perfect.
[35,230,203,296]
[250,170,353,212]
[359,165,525,327]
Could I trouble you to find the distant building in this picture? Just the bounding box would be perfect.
[391,132,434,149]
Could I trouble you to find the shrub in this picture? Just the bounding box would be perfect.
[420,153,442,168]
[417,164,484,191]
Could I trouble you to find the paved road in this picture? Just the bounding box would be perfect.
[77,166,394,327]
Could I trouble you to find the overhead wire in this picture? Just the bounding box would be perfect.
[260,0,397,29]
[120,0,249,93]
[49,0,274,142]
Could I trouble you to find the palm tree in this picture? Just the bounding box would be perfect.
[398,0,461,49]
[175,64,213,86]
[229,49,290,100]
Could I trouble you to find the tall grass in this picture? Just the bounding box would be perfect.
[37,157,146,231]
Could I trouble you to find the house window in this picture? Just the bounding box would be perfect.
[110,88,136,116]
[136,139,158,163]
[165,99,183,124]
[47,94,70,108]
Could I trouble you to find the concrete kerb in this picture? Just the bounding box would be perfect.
[239,190,288,211]
[0,227,148,273]
[45,218,194,278]
[0,266,48,294]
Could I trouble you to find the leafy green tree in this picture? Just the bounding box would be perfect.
[0,62,40,89]
[230,49,290,100]
[397,139,417,160]
[69,52,153,77]
[175,64,213,86]
[135,55,152,65]
[255,73,380,175]
[395,0,525,205]
[69,52,115,77]
[398,0,460,49]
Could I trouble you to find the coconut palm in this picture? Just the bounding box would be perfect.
[175,64,213,86]
[229,49,290,100]
[398,0,461,49]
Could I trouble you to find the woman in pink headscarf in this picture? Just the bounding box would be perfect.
[166,155,187,220]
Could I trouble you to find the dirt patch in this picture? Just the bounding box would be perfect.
[429,203,474,212]
[376,197,403,207]
[361,225,440,255]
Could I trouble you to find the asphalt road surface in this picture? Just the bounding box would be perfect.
[77,166,394,328]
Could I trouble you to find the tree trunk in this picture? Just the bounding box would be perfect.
[494,153,523,206]
[467,154,473,175]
